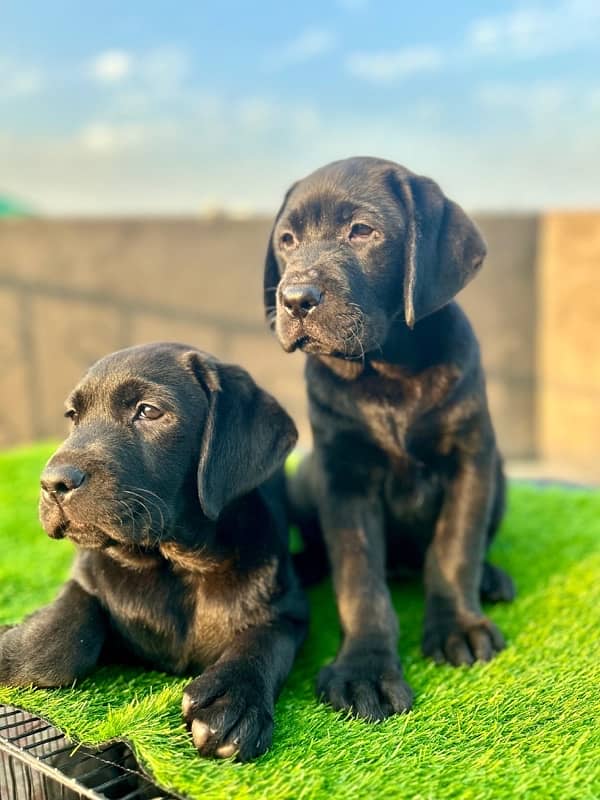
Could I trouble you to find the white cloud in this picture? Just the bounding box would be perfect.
[78,123,144,154]
[91,50,132,82]
[78,120,177,154]
[290,105,321,135]
[410,100,443,125]
[345,46,442,82]
[2,12,599,214]
[3,98,600,214]
[587,88,600,109]
[88,46,188,93]
[477,81,568,117]
[0,59,43,99]
[139,47,189,92]
[237,97,321,135]
[468,0,600,58]
[238,98,275,132]
[265,29,336,69]
[344,2,600,84]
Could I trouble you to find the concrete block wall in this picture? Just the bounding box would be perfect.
[0,212,597,479]
[0,217,308,445]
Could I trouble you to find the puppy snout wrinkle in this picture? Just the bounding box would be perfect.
[281,284,322,319]
[40,464,87,499]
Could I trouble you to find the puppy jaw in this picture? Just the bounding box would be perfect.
[38,500,116,549]
[38,489,150,549]
[37,498,69,540]
[38,452,174,549]
[274,289,388,359]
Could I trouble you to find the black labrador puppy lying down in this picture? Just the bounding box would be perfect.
[0,342,308,762]
[264,156,515,722]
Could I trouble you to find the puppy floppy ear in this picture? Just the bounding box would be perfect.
[392,170,487,328]
[184,353,298,521]
[264,182,298,326]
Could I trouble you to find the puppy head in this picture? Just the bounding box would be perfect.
[39,343,297,549]
[264,156,486,357]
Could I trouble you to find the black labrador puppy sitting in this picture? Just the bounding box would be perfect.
[0,342,308,762]
[264,156,515,722]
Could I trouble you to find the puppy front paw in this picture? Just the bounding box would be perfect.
[182,663,274,762]
[317,653,413,722]
[423,614,505,666]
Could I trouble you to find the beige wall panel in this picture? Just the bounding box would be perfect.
[538,212,600,477]
[31,297,123,440]
[129,314,223,355]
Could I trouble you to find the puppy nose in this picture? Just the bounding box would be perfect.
[280,284,322,319]
[40,465,87,499]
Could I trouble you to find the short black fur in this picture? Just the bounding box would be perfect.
[0,342,308,762]
[265,156,515,722]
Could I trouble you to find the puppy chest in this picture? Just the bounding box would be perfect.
[187,560,279,666]
[86,554,279,673]
[384,463,443,522]
[105,577,193,672]
[104,574,258,673]
[356,388,448,467]
[357,399,414,460]
[352,363,458,454]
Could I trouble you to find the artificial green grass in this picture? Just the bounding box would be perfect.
[1,443,599,800]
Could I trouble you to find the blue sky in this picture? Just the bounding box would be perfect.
[1,0,599,213]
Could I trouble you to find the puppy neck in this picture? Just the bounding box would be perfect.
[317,308,453,381]
[314,323,424,380]
[315,354,366,380]
[159,540,233,574]
[99,510,219,572]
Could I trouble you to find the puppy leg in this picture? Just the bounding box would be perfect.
[480,562,515,603]
[0,580,106,687]
[480,459,515,603]
[423,451,507,666]
[182,609,306,762]
[316,497,413,721]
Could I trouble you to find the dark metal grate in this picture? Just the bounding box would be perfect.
[0,704,181,800]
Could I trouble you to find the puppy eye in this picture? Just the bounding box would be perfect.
[135,404,163,421]
[64,409,79,424]
[349,223,375,241]
[280,232,297,249]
